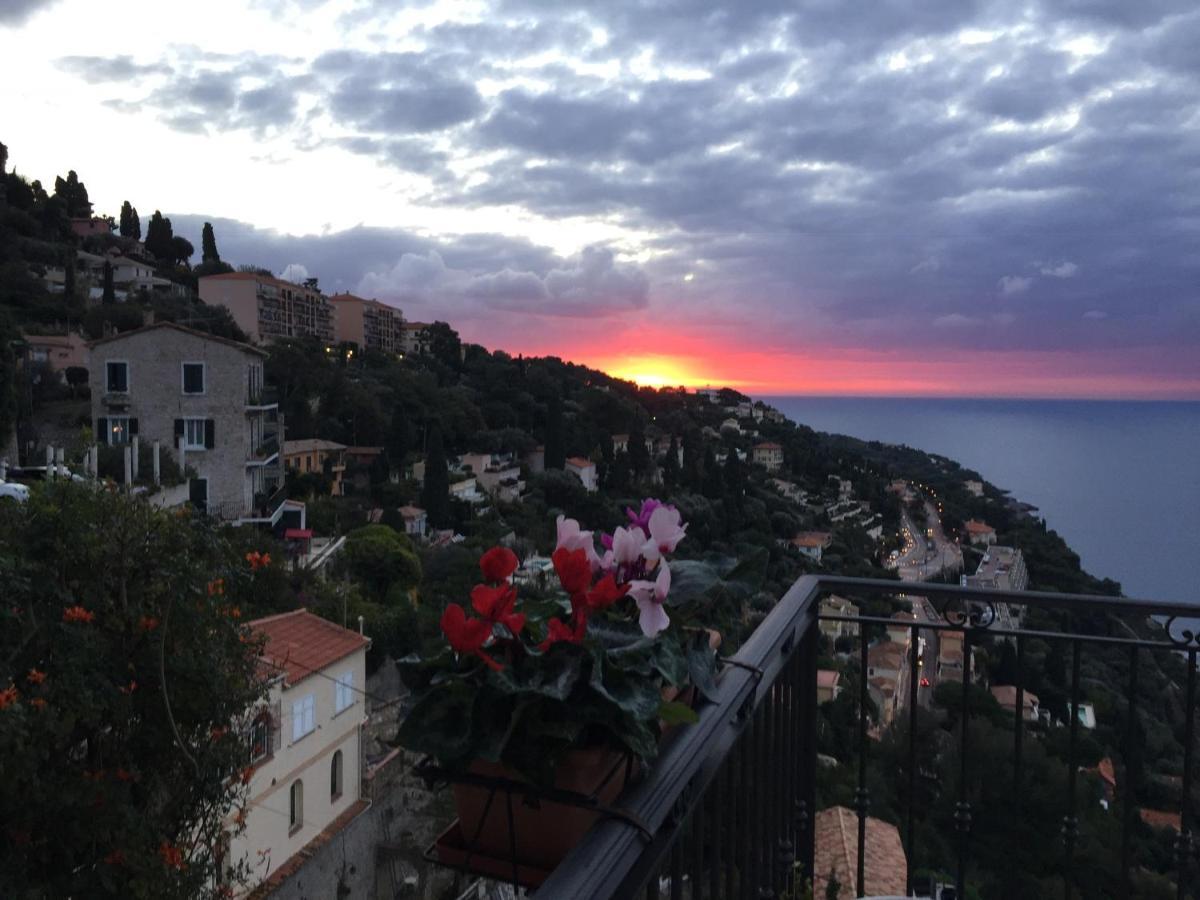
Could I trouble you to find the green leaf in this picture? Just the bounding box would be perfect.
[588,655,662,720]
[490,650,582,700]
[587,616,654,652]
[658,700,699,726]
[687,630,720,702]
[394,681,477,761]
[663,559,721,608]
[650,636,688,686]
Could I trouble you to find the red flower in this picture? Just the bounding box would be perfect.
[552,547,591,595]
[245,551,270,571]
[470,584,525,636]
[440,604,503,671]
[583,573,628,612]
[158,841,185,870]
[63,605,96,623]
[138,615,160,632]
[26,668,46,685]
[206,579,225,596]
[0,685,20,710]
[30,698,47,711]
[538,616,586,652]
[480,546,519,583]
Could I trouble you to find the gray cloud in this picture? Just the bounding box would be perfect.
[0,0,59,25]
[43,0,1200,375]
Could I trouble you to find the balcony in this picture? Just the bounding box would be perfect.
[237,483,290,525]
[492,576,1200,899]
[246,386,279,411]
[246,435,279,466]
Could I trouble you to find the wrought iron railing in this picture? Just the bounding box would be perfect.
[538,575,1200,899]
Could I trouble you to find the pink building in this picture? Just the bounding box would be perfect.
[328,293,403,354]
[199,272,334,345]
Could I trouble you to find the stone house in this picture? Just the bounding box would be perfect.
[87,322,288,523]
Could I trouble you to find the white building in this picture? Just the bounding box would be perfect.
[566,456,598,492]
[232,610,370,895]
[398,504,427,538]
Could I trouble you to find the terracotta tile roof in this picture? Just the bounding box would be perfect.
[566,456,595,468]
[283,438,346,454]
[86,321,267,357]
[754,442,782,450]
[249,609,369,687]
[868,641,906,670]
[1139,808,1182,832]
[1093,757,1117,789]
[965,519,995,534]
[817,669,841,688]
[813,806,906,898]
[399,505,426,518]
[792,531,832,548]
[990,685,1040,711]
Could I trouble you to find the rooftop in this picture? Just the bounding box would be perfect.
[86,321,267,357]
[283,438,347,454]
[566,456,595,468]
[249,609,369,688]
[990,684,1039,710]
[792,531,832,549]
[964,519,995,534]
[813,806,907,899]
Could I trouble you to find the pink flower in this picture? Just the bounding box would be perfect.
[610,525,646,570]
[555,515,601,570]
[641,505,687,563]
[629,561,671,637]
[626,498,664,533]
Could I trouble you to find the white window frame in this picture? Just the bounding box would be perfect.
[182,417,207,451]
[105,359,129,393]
[291,694,315,742]
[181,361,206,396]
[106,415,131,446]
[334,671,354,714]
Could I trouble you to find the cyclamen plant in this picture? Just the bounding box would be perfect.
[397,500,719,785]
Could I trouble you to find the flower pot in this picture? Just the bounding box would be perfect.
[450,747,633,872]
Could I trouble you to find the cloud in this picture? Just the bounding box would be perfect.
[0,0,59,26]
[357,244,649,317]
[1040,261,1079,278]
[279,263,310,283]
[998,275,1033,296]
[1083,309,1108,319]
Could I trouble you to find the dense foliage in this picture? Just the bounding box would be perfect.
[0,484,271,898]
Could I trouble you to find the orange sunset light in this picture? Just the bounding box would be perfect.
[601,356,715,389]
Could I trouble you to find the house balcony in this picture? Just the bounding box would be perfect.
[246,436,279,466]
[246,386,279,411]
[495,576,1200,900]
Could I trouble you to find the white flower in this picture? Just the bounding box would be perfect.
[629,562,671,637]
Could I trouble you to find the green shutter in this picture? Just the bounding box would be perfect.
[205,419,215,449]
[96,418,108,444]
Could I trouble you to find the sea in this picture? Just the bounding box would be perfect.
[762,396,1200,606]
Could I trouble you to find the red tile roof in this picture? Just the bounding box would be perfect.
[813,806,906,898]
[965,519,995,534]
[249,609,369,687]
[1139,808,1182,832]
[792,531,832,548]
[754,442,782,450]
[566,456,595,468]
[817,669,841,688]
[1094,757,1117,789]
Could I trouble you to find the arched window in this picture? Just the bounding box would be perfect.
[289,780,303,833]
[330,750,343,800]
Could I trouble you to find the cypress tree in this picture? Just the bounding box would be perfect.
[201,222,221,264]
[144,210,174,261]
[662,436,680,488]
[543,395,565,470]
[420,422,451,527]
[119,201,141,239]
[387,410,410,463]
[628,420,649,477]
[63,253,76,301]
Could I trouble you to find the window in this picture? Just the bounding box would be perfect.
[182,362,206,395]
[334,671,354,714]
[248,712,272,764]
[182,418,207,451]
[291,694,315,742]
[330,750,343,800]
[105,416,132,446]
[288,780,303,833]
[105,361,128,393]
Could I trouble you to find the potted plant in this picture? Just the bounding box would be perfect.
[396,500,722,875]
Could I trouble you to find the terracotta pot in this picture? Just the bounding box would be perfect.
[451,747,633,870]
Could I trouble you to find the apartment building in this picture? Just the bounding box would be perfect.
[282,439,347,496]
[400,321,431,356]
[87,322,288,524]
[199,273,334,345]
[232,610,370,896]
[328,293,403,354]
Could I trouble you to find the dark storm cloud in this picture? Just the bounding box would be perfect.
[0,0,59,25]
[52,0,1200,371]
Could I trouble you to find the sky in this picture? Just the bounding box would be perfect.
[2,0,1199,398]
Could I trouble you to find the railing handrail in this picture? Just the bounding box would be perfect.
[538,574,1200,899]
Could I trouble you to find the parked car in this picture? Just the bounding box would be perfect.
[0,480,30,503]
[4,466,86,484]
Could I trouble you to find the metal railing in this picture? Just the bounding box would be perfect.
[538,575,1200,900]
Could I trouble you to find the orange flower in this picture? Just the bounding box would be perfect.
[26,668,46,685]
[158,841,185,870]
[30,698,47,711]
[229,606,241,620]
[207,578,225,596]
[138,615,160,632]
[0,685,19,709]
[63,605,96,623]
[239,765,254,785]
[260,553,271,567]
[104,849,126,866]
[119,680,137,695]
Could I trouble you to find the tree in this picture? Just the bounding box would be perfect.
[543,394,565,470]
[144,211,175,261]
[119,201,141,239]
[662,436,680,488]
[825,867,842,900]
[420,421,451,527]
[427,321,462,369]
[52,169,92,217]
[0,483,268,898]
[200,222,220,264]
[102,261,115,304]
[628,420,649,477]
[63,252,76,301]
[64,366,88,398]
[170,235,194,266]
[341,524,422,601]
[386,409,410,464]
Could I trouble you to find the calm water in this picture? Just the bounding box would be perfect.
[763,396,1200,604]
